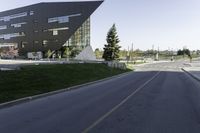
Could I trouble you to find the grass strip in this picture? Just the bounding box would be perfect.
[0,63,131,103]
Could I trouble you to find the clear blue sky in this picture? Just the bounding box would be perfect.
[1,0,200,51]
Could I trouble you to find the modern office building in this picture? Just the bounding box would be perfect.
[0,1,103,58]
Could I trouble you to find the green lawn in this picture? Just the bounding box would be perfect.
[0,63,131,103]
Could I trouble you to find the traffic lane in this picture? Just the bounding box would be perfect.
[90,71,200,133]
[0,71,158,133]
[139,62,184,69]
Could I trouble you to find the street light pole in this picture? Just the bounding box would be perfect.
[131,43,133,63]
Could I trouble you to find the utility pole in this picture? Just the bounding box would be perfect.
[156,46,159,61]
[127,46,129,63]
[131,43,133,62]
[171,48,174,61]
[152,44,154,60]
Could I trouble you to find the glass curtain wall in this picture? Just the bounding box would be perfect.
[61,18,90,58]
[66,18,90,49]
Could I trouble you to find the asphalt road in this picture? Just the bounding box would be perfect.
[0,61,200,133]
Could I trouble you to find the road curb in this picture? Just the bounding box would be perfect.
[0,71,133,109]
[181,68,200,82]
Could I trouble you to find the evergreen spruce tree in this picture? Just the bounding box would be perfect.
[103,24,121,61]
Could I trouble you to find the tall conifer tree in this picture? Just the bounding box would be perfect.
[103,24,121,61]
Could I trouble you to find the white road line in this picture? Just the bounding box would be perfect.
[82,71,161,133]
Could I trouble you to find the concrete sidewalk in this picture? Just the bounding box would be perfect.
[0,59,88,71]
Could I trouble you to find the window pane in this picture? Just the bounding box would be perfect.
[53,30,58,35]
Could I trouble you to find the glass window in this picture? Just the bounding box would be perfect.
[34,41,39,44]
[68,13,81,17]
[0,43,18,49]
[9,12,27,19]
[43,29,48,32]
[0,34,4,39]
[0,35,4,39]
[33,20,38,23]
[45,27,68,35]
[4,34,11,40]
[0,25,7,30]
[11,24,21,28]
[21,42,27,48]
[48,27,68,31]
[48,13,81,23]
[58,16,69,23]
[0,12,27,22]
[43,40,48,44]
[4,16,10,21]
[0,32,25,40]
[42,40,48,47]
[11,22,27,28]
[48,18,58,23]
[53,30,58,36]
[30,11,34,16]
